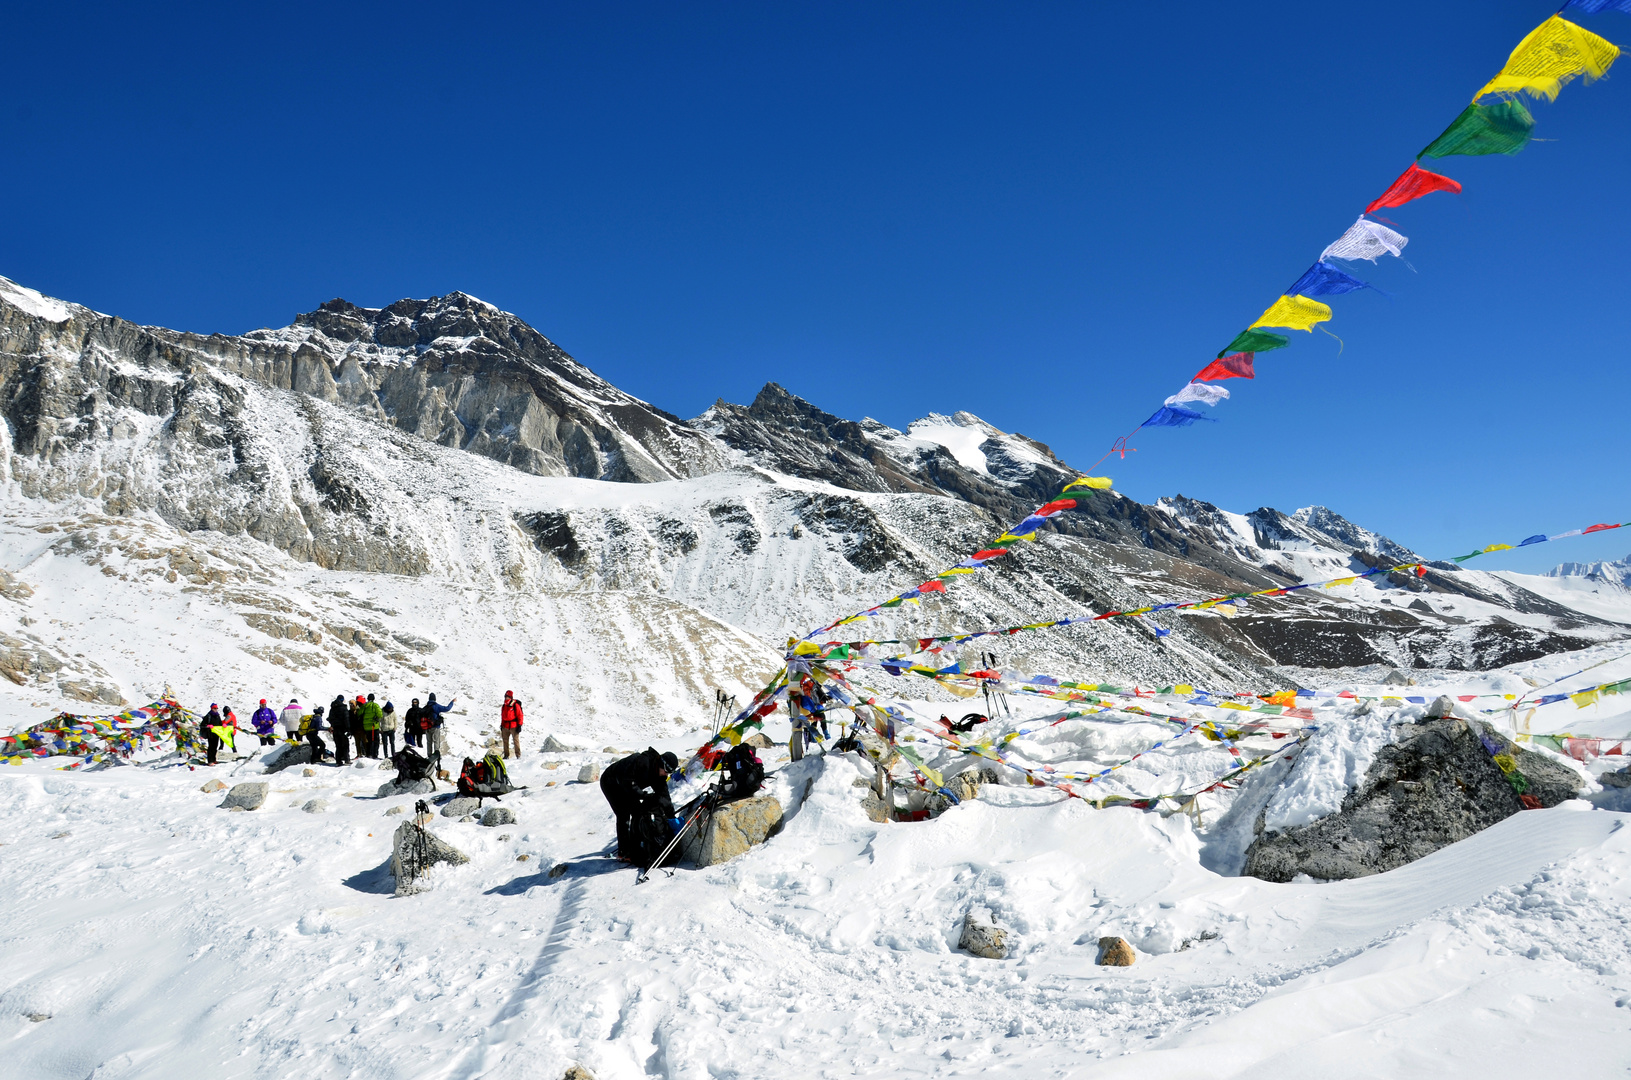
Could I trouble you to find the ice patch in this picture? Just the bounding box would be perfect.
[0,277,72,322]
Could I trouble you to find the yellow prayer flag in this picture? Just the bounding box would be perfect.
[1483,543,1513,553]
[1063,476,1113,491]
[1326,576,1358,589]
[1571,688,1601,709]
[1248,294,1332,333]
[1475,16,1620,102]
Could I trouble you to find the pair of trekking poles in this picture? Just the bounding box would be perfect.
[635,782,721,885]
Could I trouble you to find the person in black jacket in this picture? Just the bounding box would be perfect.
[599,747,679,865]
[330,694,352,765]
[403,699,424,749]
[201,704,223,765]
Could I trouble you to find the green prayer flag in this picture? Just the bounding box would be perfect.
[1419,100,1534,160]
[1218,329,1289,358]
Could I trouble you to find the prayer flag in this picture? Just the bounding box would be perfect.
[1143,405,1214,428]
[1475,16,1619,101]
[1219,329,1289,357]
[1165,382,1230,407]
[1518,534,1548,546]
[1321,217,1409,262]
[1420,100,1534,158]
[1287,262,1374,297]
[1063,476,1113,491]
[1364,163,1462,214]
[1563,0,1631,12]
[1584,522,1622,533]
[1249,294,1332,332]
[1192,352,1255,381]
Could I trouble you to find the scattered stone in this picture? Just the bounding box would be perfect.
[200,779,226,793]
[481,806,516,827]
[302,768,316,777]
[378,761,394,770]
[390,819,470,896]
[577,762,600,784]
[562,1065,595,1080]
[25,1012,50,1023]
[680,795,783,867]
[541,735,581,753]
[602,746,618,754]
[1423,695,1459,719]
[377,778,433,798]
[742,732,774,749]
[385,805,405,816]
[1097,936,1136,966]
[219,782,270,811]
[354,762,370,769]
[1244,718,1585,882]
[543,761,563,770]
[959,913,1008,960]
[1601,766,1631,789]
[929,767,1000,815]
[516,854,530,862]
[459,814,476,823]
[546,781,557,787]
[549,862,569,878]
[440,797,480,818]
[49,831,71,840]
[302,799,328,814]
[1382,669,1411,686]
[498,833,511,840]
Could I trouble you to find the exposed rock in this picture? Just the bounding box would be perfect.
[219,782,269,811]
[742,732,774,749]
[390,819,469,896]
[1382,669,1411,686]
[577,762,600,783]
[302,768,316,777]
[378,778,433,798]
[302,799,328,813]
[549,862,569,878]
[385,804,405,815]
[200,779,226,793]
[481,806,516,827]
[440,797,480,818]
[601,746,618,753]
[680,795,783,867]
[562,1066,596,1080]
[1244,719,1584,882]
[929,767,1000,814]
[1601,766,1631,789]
[263,743,313,773]
[1097,937,1136,966]
[959,913,1008,960]
[540,734,581,752]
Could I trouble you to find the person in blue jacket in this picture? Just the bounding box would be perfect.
[251,699,279,747]
[425,692,456,767]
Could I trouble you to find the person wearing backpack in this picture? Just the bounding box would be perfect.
[599,748,678,865]
[718,744,765,803]
[425,693,456,765]
[500,691,524,759]
[380,701,398,757]
[279,698,304,740]
[251,699,279,746]
[330,694,352,765]
[201,703,223,765]
[303,705,329,762]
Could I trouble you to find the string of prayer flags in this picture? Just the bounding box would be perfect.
[1166,382,1229,407]
[1419,100,1535,158]
[1321,217,1409,263]
[1218,329,1288,357]
[1474,15,1620,102]
[1192,352,1255,382]
[1451,519,1626,562]
[1364,163,1463,214]
[1248,294,1332,332]
[1144,405,1213,428]
[1287,262,1376,297]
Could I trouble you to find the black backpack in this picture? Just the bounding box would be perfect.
[719,744,764,803]
[392,746,434,786]
[629,808,680,869]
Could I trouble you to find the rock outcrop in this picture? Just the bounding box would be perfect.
[1097,937,1136,966]
[680,795,783,867]
[959,913,1008,960]
[1244,719,1584,882]
[219,782,269,811]
[390,819,469,896]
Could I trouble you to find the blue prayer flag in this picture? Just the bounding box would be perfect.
[1517,534,1548,546]
[1287,261,1375,297]
[1562,0,1631,13]
[1143,405,1214,428]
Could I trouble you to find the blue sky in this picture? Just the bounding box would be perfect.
[4,1,1627,572]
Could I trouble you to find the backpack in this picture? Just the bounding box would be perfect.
[457,752,515,801]
[629,807,679,869]
[719,744,764,803]
[392,746,434,785]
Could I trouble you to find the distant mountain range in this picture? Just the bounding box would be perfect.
[0,274,1624,726]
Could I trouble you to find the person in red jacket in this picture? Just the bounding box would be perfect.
[500,690,523,759]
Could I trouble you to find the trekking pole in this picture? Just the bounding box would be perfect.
[229,748,262,776]
[636,784,718,885]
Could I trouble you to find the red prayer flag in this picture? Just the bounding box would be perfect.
[1365,162,1462,215]
[971,548,1010,560]
[1034,498,1077,517]
[918,580,946,594]
[1191,352,1255,382]
[1583,523,1621,534]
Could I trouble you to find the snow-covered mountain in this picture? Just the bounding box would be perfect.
[0,274,1624,734]
[1547,555,1631,587]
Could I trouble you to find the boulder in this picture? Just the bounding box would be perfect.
[577,762,600,784]
[385,805,404,815]
[390,820,469,896]
[541,735,581,752]
[679,795,783,867]
[481,806,516,827]
[928,767,1000,815]
[1382,669,1412,686]
[219,782,269,811]
[302,799,328,813]
[302,768,316,777]
[200,779,226,793]
[377,777,433,798]
[959,913,1008,959]
[602,746,619,753]
[742,732,775,749]
[1097,937,1136,966]
[1244,719,1584,882]
[263,743,313,773]
[440,797,480,818]
[563,1066,596,1080]
[1601,765,1631,789]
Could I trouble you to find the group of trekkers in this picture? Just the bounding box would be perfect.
[197,691,458,767]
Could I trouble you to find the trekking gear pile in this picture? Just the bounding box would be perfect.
[457,751,515,802]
